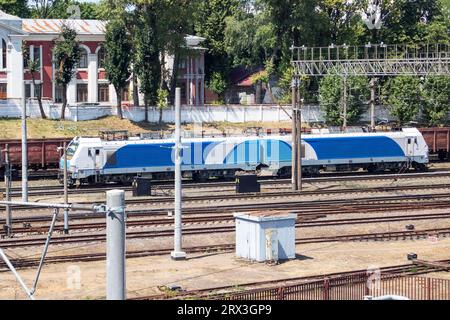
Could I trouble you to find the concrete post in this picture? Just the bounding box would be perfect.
[4,144,11,236]
[106,189,126,300]
[22,86,28,202]
[291,80,298,191]
[63,142,69,234]
[171,88,186,260]
[296,90,303,191]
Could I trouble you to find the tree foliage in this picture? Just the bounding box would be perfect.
[382,76,422,125]
[422,76,450,126]
[207,71,228,102]
[319,71,370,126]
[53,25,80,120]
[194,0,240,82]
[0,0,29,17]
[28,1,101,19]
[104,18,132,119]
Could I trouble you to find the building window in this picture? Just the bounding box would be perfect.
[1,39,7,69]
[0,83,6,99]
[77,83,88,102]
[33,46,41,66]
[25,83,31,98]
[55,85,64,103]
[34,83,42,98]
[23,45,30,69]
[98,83,109,102]
[178,58,186,69]
[79,48,88,69]
[98,47,106,69]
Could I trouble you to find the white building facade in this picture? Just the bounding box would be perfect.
[0,10,206,108]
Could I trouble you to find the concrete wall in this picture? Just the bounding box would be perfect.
[0,99,400,124]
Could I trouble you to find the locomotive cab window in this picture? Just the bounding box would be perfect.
[66,142,79,160]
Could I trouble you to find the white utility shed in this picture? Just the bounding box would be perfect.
[234,211,297,262]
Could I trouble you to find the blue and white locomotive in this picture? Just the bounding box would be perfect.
[60,128,429,186]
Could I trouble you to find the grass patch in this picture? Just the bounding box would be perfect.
[0,117,293,139]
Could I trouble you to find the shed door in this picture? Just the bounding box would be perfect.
[265,229,278,261]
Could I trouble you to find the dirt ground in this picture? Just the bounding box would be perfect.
[3,166,450,300]
[0,238,449,300]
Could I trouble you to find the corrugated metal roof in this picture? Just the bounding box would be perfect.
[22,19,106,35]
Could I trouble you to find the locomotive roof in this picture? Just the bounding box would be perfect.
[72,128,422,146]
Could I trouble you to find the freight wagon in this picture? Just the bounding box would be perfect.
[418,128,450,161]
[0,138,71,176]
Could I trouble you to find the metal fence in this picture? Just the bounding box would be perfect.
[200,273,450,300]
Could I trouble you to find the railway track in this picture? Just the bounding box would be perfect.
[4,211,450,236]
[4,182,450,214]
[4,170,450,197]
[1,228,449,272]
[3,193,450,227]
[2,208,450,248]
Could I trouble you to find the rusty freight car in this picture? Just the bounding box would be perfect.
[419,127,450,161]
[0,138,71,176]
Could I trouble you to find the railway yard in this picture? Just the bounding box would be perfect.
[2,164,450,300]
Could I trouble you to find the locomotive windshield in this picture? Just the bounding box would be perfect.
[66,141,79,159]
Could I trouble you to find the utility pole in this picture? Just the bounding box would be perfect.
[291,79,298,191]
[63,142,69,234]
[171,88,186,260]
[370,78,377,130]
[296,88,303,191]
[3,144,12,236]
[21,87,28,202]
[342,76,347,132]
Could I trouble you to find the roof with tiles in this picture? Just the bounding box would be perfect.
[22,19,106,35]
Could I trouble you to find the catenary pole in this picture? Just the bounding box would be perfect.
[4,144,12,236]
[21,86,28,202]
[296,86,303,190]
[291,79,298,191]
[63,142,69,234]
[171,88,186,260]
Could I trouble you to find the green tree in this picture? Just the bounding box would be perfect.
[133,3,161,121]
[207,71,228,103]
[422,76,450,126]
[0,0,29,17]
[29,0,101,19]
[156,88,168,124]
[319,71,370,126]
[382,76,421,126]
[53,25,80,120]
[23,44,46,119]
[194,0,240,86]
[104,18,132,120]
